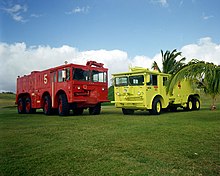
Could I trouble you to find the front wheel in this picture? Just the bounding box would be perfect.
[122,108,134,115]
[151,98,162,115]
[58,94,69,116]
[89,103,101,115]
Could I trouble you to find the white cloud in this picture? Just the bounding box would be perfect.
[151,0,169,7]
[66,6,90,15]
[0,43,129,92]
[30,13,43,18]
[1,4,28,23]
[131,55,153,68]
[0,37,219,92]
[202,14,214,20]
[180,37,220,65]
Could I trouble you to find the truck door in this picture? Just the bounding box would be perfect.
[146,74,158,93]
[50,71,57,107]
[146,74,159,107]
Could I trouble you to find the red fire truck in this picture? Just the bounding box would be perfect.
[16,61,109,116]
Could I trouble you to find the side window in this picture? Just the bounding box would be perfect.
[58,70,63,82]
[152,75,157,86]
[163,77,168,86]
[66,68,70,81]
[147,75,157,86]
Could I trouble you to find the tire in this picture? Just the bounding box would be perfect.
[185,97,193,111]
[122,108,134,115]
[192,97,200,110]
[73,108,84,115]
[58,94,69,116]
[151,97,162,115]
[43,95,52,115]
[18,98,25,114]
[25,97,32,114]
[89,103,101,115]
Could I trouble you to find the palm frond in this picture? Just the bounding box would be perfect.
[167,60,220,97]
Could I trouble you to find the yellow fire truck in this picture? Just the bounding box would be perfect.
[112,67,200,115]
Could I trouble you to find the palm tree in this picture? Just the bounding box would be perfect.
[151,61,161,72]
[152,49,186,74]
[167,60,220,110]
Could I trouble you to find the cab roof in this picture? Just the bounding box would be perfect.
[112,67,170,77]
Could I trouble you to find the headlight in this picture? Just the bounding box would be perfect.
[116,92,120,96]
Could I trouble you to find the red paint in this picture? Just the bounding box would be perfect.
[16,61,109,113]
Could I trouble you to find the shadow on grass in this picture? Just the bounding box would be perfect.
[1,106,16,109]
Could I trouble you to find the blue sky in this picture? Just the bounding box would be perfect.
[1,0,219,57]
[0,0,220,92]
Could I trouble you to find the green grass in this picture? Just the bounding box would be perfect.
[0,93,16,108]
[0,94,220,175]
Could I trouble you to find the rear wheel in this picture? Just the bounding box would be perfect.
[122,108,134,115]
[58,94,69,116]
[43,95,52,115]
[25,97,32,114]
[151,97,162,115]
[89,103,101,115]
[185,97,193,111]
[192,97,200,110]
[18,98,25,114]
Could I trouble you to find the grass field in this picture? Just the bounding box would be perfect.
[0,93,220,175]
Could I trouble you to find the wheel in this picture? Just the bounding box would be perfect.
[122,108,134,115]
[25,97,33,114]
[58,94,69,116]
[151,97,162,115]
[192,97,200,110]
[185,97,193,111]
[18,98,25,114]
[43,95,52,115]
[73,108,84,115]
[89,103,101,115]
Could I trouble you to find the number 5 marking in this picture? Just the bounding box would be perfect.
[44,74,48,84]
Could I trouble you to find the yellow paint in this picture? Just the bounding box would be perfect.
[112,67,198,110]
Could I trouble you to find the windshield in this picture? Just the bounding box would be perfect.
[73,68,89,81]
[92,70,107,83]
[115,77,128,86]
[129,75,144,86]
[115,75,145,86]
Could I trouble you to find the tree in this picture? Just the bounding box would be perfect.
[151,61,161,72]
[152,49,186,74]
[167,60,220,110]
